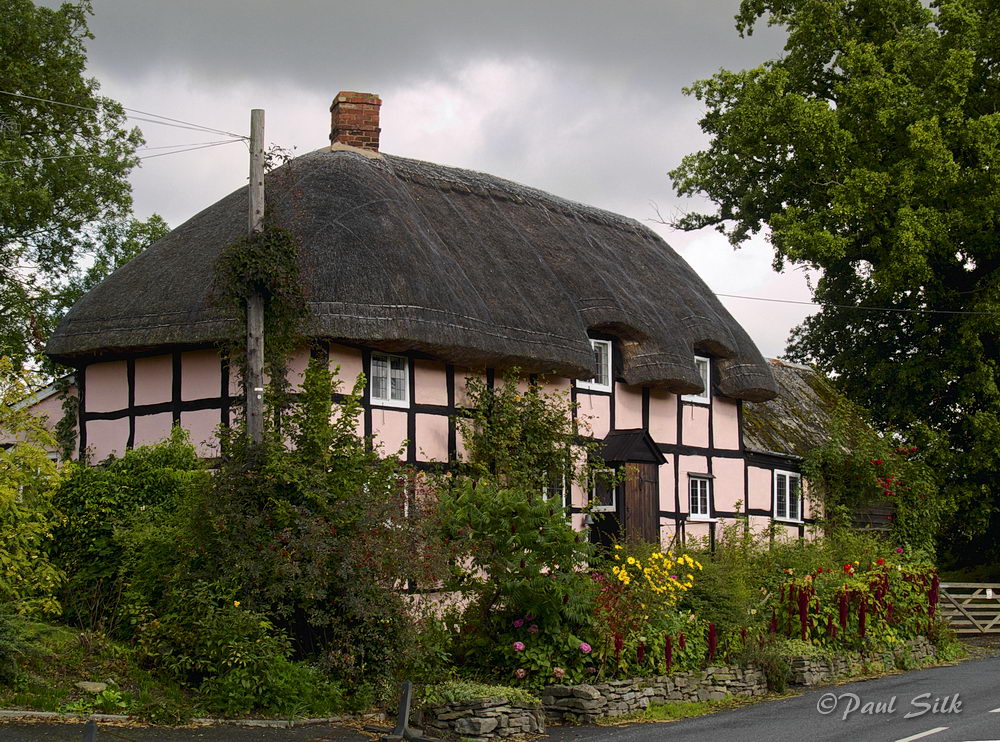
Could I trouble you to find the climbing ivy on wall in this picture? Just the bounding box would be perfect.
[212,225,308,410]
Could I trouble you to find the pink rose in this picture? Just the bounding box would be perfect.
[513,619,524,628]
[528,624,539,634]
[588,666,597,674]
[579,642,592,654]
[896,547,904,553]
[513,641,525,652]
[553,667,566,678]
[515,668,526,679]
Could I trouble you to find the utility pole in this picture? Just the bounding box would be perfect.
[246,108,265,444]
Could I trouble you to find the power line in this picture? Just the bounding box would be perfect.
[715,292,999,316]
[0,89,247,139]
[0,138,242,165]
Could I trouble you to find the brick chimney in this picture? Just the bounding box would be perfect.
[329,91,381,151]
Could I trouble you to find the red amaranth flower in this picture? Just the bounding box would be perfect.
[708,623,717,661]
[664,634,673,672]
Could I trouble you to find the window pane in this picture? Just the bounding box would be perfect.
[595,343,609,386]
[697,358,709,391]
[390,357,407,401]
[789,476,800,520]
[776,474,787,519]
[372,356,388,400]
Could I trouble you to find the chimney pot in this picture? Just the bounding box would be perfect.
[330,91,381,151]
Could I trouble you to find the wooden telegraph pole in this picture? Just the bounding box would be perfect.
[246,109,265,444]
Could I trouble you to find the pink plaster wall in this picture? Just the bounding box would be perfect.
[615,384,643,429]
[86,361,128,413]
[133,412,173,448]
[285,348,310,392]
[330,344,365,391]
[86,418,128,461]
[373,408,407,457]
[454,370,485,408]
[578,393,610,439]
[657,461,674,511]
[681,404,710,448]
[747,466,773,512]
[685,520,712,545]
[415,413,448,462]
[134,355,172,406]
[677,455,709,515]
[648,389,677,444]
[414,360,448,406]
[712,399,741,450]
[710,457,745,514]
[180,408,221,457]
[181,350,221,401]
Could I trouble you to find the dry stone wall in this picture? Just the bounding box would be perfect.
[418,698,543,742]
[420,638,939,738]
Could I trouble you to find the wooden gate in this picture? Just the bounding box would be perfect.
[939,583,1000,634]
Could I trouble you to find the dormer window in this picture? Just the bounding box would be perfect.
[682,355,711,404]
[577,339,612,392]
[370,352,409,407]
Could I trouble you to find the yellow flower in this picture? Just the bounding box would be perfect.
[627,556,636,565]
[233,600,241,607]
[614,544,623,550]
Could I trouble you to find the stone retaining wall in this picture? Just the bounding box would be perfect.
[790,636,937,685]
[418,698,544,742]
[421,638,938,737]
[542,666,767,724]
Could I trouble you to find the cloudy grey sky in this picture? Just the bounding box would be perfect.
[81,0,814,358]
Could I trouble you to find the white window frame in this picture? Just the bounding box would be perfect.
[681,355,711,404]
[577,339,612,392]
[590,468,617,512]
[774,470,803,523]
[542,471,572,519]
[369,351,410,408]
[688,475,712,520]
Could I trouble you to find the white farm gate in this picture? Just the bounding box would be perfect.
[939,583,1000,634]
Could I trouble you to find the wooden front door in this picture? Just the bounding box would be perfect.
[623,462,659,543]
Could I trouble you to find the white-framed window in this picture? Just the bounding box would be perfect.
[681,355,711,404]
[369,352,409,407]
[590,468,617,512]
[542,471,572,516]
[774,470,803,522]
[577,339,612,392]
[688,475,712,520]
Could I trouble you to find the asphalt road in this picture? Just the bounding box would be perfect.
[547,655,1000,742]
[2,656,999,742]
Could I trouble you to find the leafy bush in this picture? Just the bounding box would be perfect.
[121,357,447,701]
[0,358,66,617]
[52,427,206,633]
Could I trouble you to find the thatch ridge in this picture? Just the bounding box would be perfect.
[47,148,777,401]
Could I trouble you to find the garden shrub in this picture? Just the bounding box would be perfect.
[0,358,66,618]
[436,478,597,688]
[52,427,206,633]
[593,542,707,676]
[124,356,447,702]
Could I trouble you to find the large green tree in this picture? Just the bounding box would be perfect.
[1,0,148,365]
[670,0,1000,562]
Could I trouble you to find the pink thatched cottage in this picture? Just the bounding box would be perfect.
[44,91,818,547]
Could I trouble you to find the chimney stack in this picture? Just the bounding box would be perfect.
[330,91,381,151]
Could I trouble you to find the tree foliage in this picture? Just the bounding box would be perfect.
[0,357,65,616]
[0,0,150,365]
[670,0,1000,563]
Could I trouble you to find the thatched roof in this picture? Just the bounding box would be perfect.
[742,359,845,457]
[47,147,777,401]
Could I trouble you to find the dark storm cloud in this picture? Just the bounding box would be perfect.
[87,0,783,94]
